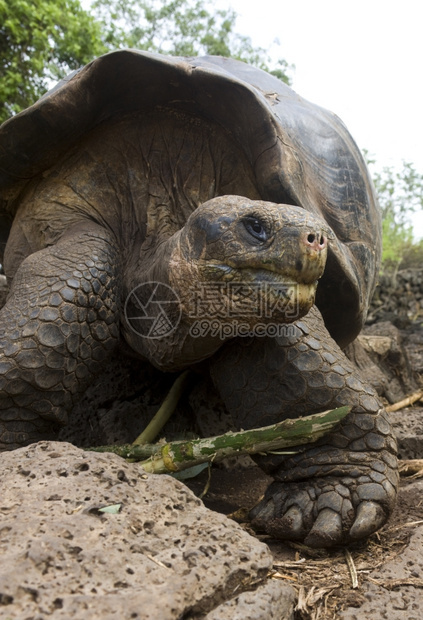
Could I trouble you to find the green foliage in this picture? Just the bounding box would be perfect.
[399,238,423,269]
[0,0,107,122]
[0,0,293,124]
[380,210,414,272]
[91,0,292,82]
[366,156,423,273]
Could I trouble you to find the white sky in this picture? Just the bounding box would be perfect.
[215,0,423,238]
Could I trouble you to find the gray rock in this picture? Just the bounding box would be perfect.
[0,441,294,619]
[205,579,295,620]
[391,406,423,460]
[346,321,419,403]
[368,268,423,325]
[0,274,7,308]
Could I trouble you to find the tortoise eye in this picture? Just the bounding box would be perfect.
[242,216,268,242]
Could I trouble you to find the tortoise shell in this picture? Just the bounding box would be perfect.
[0,50,381,347]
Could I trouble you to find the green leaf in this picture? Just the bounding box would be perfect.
[98,503,123,514]
[171,462,209,480]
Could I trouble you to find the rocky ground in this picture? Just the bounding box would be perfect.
[0,273,422,618]
[184,428,423,620]
[1,405,422,619]
[0,441,295,619]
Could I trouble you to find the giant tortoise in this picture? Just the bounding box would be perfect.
[0,50,397,547]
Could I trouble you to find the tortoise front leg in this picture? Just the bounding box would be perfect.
[209,306,398,547]
[0,224,120,450]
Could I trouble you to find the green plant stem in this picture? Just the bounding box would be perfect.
[89,406,350,474]
[131,370,192,446]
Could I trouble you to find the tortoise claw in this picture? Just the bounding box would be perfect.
[304,508,342,548]
[249,494,276,522]
[349,501,386,540]
[250,484,313,540]
[250,501,306,541]
[277,505,305,539]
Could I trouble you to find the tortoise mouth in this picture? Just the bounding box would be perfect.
[198,263,323,287]
[240,266,321,286]
[187,266,318,325]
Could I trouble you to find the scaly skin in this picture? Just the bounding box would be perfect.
[0,198,328,450]
[0,223,120,449]
[209,305,398,547]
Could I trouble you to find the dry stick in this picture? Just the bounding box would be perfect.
[89,406,351,474]
[399,459,423,477]
[344,549,358,589]
[386,389,423,413]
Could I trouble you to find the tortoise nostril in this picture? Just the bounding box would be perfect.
[304,231,327,250]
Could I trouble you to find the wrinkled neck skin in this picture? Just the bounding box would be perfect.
[121,229,228,372]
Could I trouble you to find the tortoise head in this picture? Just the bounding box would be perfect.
[170,195,332,328]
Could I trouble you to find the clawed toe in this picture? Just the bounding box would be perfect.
[304,508,342,548]
[249,495,276,522]
[349,501,386,540]
[250,484,314,539]
[274,505,305,539]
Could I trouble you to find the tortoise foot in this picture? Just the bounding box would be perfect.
[249,471,396,548]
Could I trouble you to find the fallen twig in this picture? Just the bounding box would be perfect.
[399,459,423,478]
[386,389,423,413]
[368,576,423,590]
[344,549,358,589]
